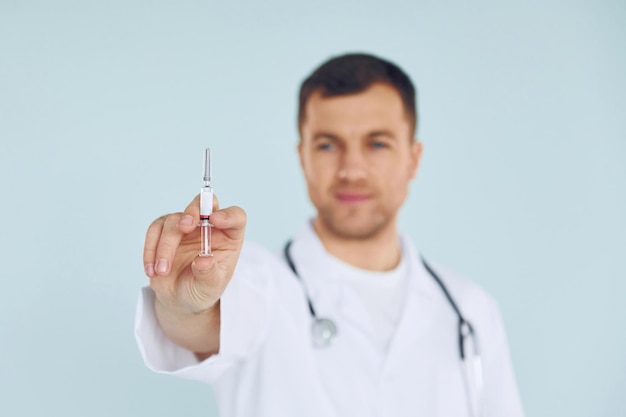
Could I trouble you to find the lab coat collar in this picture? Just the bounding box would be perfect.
[290,221,438,288]
[288,221,443,315]
[288,221,447,373]
[288,221,342,315]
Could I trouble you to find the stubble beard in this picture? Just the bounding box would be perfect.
[316,204,393,241]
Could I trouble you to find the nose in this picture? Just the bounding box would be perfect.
[337,147,367,182]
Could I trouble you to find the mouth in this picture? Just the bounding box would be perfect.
[335,192,373,204]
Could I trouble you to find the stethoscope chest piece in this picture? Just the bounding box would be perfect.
[285,241,483,416]
[311,318,337,349]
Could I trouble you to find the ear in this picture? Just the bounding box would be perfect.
[408,140,423,180]
[297,140,305,171]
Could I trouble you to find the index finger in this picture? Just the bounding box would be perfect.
[176,194,200,233]
[209,206,247,241]
[178,194,220,233]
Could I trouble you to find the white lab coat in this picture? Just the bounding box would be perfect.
[135,223,524,417]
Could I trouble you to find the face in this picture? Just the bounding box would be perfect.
[299,83,422,240]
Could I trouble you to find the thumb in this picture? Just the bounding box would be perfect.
[192,255,216,277]
[188,255,228,308]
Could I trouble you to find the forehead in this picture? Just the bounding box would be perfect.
[301,83,411,138]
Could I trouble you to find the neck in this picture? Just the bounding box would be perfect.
[313,218,401,271]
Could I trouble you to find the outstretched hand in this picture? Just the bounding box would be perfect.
[143,194,247,314]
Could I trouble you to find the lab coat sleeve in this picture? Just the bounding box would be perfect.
[134,241,275,384]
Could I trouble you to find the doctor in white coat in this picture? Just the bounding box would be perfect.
[136,53,525,417]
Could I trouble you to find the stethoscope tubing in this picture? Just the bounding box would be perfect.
[283,240,483,416]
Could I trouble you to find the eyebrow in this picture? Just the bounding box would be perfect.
[310,130,399,145]
[313,130,396,140]
[368,130,396,139]
[312,132,340,141]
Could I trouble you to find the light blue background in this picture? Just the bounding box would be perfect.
[1,1,624,416]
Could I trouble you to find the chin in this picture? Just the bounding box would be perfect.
[321,214,390,241]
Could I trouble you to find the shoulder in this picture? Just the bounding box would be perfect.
[401,235,499,314]
[401,231,504,338]
[424,260,508,347]
[426,261,498,311]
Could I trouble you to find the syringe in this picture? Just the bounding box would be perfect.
[199,148,213,257]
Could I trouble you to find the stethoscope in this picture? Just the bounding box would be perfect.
[284,240,484,417]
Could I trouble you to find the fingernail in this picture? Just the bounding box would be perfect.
[145,263,155,277]
[156,259,169,274]
[179,215,194,227]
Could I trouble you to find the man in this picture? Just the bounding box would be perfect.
[136,53,524,417]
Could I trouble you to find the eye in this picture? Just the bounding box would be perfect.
[370,141,388,149]
[317,142,335,151]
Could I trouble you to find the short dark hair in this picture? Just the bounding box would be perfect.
[298,53,417,136]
